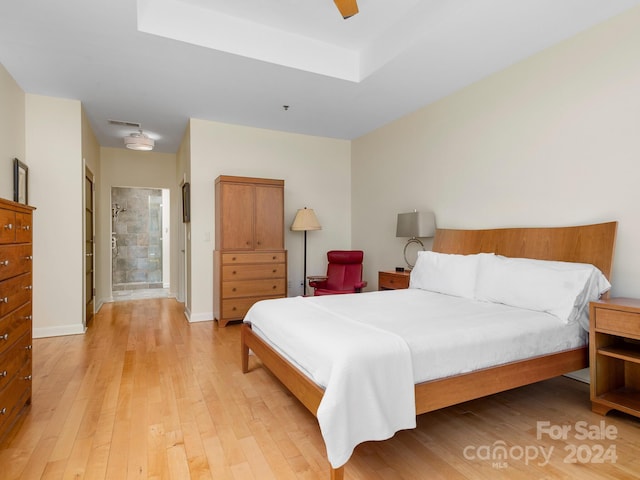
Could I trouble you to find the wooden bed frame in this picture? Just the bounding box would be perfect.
[241,221,618,479]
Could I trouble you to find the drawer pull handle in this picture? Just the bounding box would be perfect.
[272,269,276,273]
[0,297,8,304]
[0,370,6,378]
[232,307,237,311]
[25,315,32,321]
[232,257,236,261]
[232,271,237,275]
[23,225,30,231]
[24,255,33,261]
[25,345,32,350]
[23,375,32,381]
[24,285,32,290]
[0,408,6,415]
[0,260,8,266]
[272,285,277,289]
[0,334,8,341]
[232,288,236,292]
[3,223,12,230]
[272,256,276,260]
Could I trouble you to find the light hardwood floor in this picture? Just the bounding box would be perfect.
[2,298,639,479]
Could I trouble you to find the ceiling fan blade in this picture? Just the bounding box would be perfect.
[334,0,358,19]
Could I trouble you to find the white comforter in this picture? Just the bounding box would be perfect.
[244,295,416,468]
[244,289,587,468]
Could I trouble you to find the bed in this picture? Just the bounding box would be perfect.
[240,222,618,480]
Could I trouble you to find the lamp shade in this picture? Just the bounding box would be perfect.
[396,211,436,238]
[124,130,154,151]
[291,207,322,231]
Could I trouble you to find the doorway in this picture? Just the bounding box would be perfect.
[111,186,170,300]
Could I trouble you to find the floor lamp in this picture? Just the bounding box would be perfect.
[290,207,322,295]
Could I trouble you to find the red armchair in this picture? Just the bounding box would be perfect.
[308,250,367,296]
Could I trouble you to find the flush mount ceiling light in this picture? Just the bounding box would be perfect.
[124,129,154,151]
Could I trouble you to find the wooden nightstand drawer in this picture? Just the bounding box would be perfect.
[590,298,640,419]
[595,308,640,339]
[378,271,410,290]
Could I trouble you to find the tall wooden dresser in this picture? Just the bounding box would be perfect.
[213,176,287,327]
[0,197,34,440]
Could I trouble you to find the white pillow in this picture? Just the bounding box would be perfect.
[475,255,610,324]
[410,251,492,299]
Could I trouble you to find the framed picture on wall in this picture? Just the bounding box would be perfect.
[13,158,28,205]
[182,182,190,223]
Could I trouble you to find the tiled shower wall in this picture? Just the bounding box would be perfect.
[111,187,163,290]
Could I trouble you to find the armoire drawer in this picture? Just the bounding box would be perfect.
[0,302,31,357]
[222,263,285,281]
[0,244,33,281]
[222,279,286,298]
[221,296,280,320]
[222,252,286,265]
[0,273,32,318]
[0,332,32,392]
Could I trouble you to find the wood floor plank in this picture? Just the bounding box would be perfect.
[1,297,639,479]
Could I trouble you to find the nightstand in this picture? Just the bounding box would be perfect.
[589,298,640,419]
[378,270,411,290]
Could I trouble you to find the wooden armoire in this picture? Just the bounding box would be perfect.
[0,197,34,440]
[213,176,287,327]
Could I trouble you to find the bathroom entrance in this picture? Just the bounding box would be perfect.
[111,186,170,300]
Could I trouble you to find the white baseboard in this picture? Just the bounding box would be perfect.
[34,323,86,339]
[186,310,214,323]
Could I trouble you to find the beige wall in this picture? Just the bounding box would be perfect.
[26,94,85,337]
[0,64,25,201]
[352,6,640,296]
[97,147,180,307]
[188,119,351,321]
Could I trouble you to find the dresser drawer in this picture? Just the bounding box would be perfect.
[14,213,32,243]
[0,303,31,357]
[0,332,31,392]
[222,263,285,281]
[0,273,32,318]
[222,252,285,265]
[221,296,281,320]
[595,308,640,339]
[0,357,31,434]
[0,245,33,281]
[222,279,286,298]
[0,209,16,244]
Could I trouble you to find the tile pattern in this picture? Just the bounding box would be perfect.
[111,187,163,288]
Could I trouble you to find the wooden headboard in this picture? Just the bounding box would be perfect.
[432,221,618,280]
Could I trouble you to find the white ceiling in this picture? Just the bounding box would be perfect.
[1,0,639,153]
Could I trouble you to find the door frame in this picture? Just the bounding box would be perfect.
[83,162,96,330]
